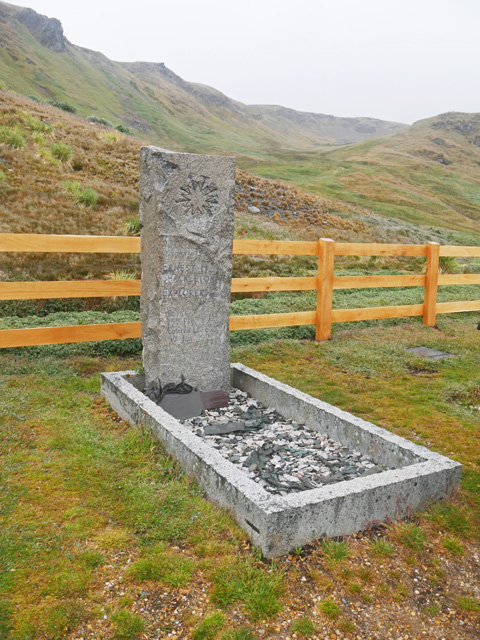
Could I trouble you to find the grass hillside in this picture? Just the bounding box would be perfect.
[0,0,406,158]
[1,90,479,344]
[3,90,455,283]
[0,90,370,281]
[248,113,480,235]
[1,3,479,241]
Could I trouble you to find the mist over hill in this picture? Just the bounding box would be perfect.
[0,1,479,238]
[0,0,407,156]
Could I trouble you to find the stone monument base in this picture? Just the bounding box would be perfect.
[101,364,461,558]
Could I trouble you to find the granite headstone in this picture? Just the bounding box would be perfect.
[140,147,235,398]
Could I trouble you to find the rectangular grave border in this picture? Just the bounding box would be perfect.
[101,363,461,558]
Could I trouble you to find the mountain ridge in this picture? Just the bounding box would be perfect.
[0,0,408,154]
[245,110,480,234]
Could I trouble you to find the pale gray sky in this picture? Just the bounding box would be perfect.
[6,0,480,123]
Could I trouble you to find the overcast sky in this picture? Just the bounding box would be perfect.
[6,0,480,124]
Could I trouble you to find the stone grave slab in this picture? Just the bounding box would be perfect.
[204,421,246,436]
[101,146,461,557]
[407,346,454,360]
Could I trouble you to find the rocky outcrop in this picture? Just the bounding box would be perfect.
[17,7,66,53]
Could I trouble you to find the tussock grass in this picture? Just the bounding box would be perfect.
[456,597,480,613]
[338,620,356,633]
[318,599,340,619]
[111,609,145,639]
[209,556,284,620]
[392,523,426,552]
[291,617,315,636]
[371,537,394,557]
[426,502,472,538]
[51,142,72,162]
[442,536,465,555]
[192,611,225,640]
[19,110,53,134]
[321,539,350,564]
[124,216,141,235]
[64,179,99,206]
[0,124,25,147]
[32,131,45,145]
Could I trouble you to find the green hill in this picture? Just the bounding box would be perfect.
[247,112,480,235]
[0,2,479,241]
[0,0,406,159]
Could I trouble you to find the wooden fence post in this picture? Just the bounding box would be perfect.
[316,238,335,341]
[423,241,440,327]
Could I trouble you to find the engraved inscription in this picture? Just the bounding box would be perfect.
[166,311,228,345]
[160,237,222,301]
[176,177,219,216]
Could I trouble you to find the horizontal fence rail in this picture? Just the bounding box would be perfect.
[0,234,479,348]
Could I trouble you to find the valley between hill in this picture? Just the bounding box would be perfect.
[0,1,479,240]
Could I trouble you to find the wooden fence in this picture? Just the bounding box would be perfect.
[0,234,479,349]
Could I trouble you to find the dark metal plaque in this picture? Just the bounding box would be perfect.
[201,390,229,410]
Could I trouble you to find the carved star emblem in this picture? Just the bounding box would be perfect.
[177,177,219,216]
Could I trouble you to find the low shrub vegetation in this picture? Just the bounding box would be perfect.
[192,611,225,640]
[51,142,72,162]
[116,123,132,135]
[318,599,340,619]
[0,125,25,148]
[47,99,77,113]
[87,115,114,127]
[64,179,99,206]
[111,609,145,639]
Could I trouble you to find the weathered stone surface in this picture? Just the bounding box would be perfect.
[204,421,245,435]
[159,391,204,420]
[406,346,454,360]
[18,8,66,52]
[140,146,235,395]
